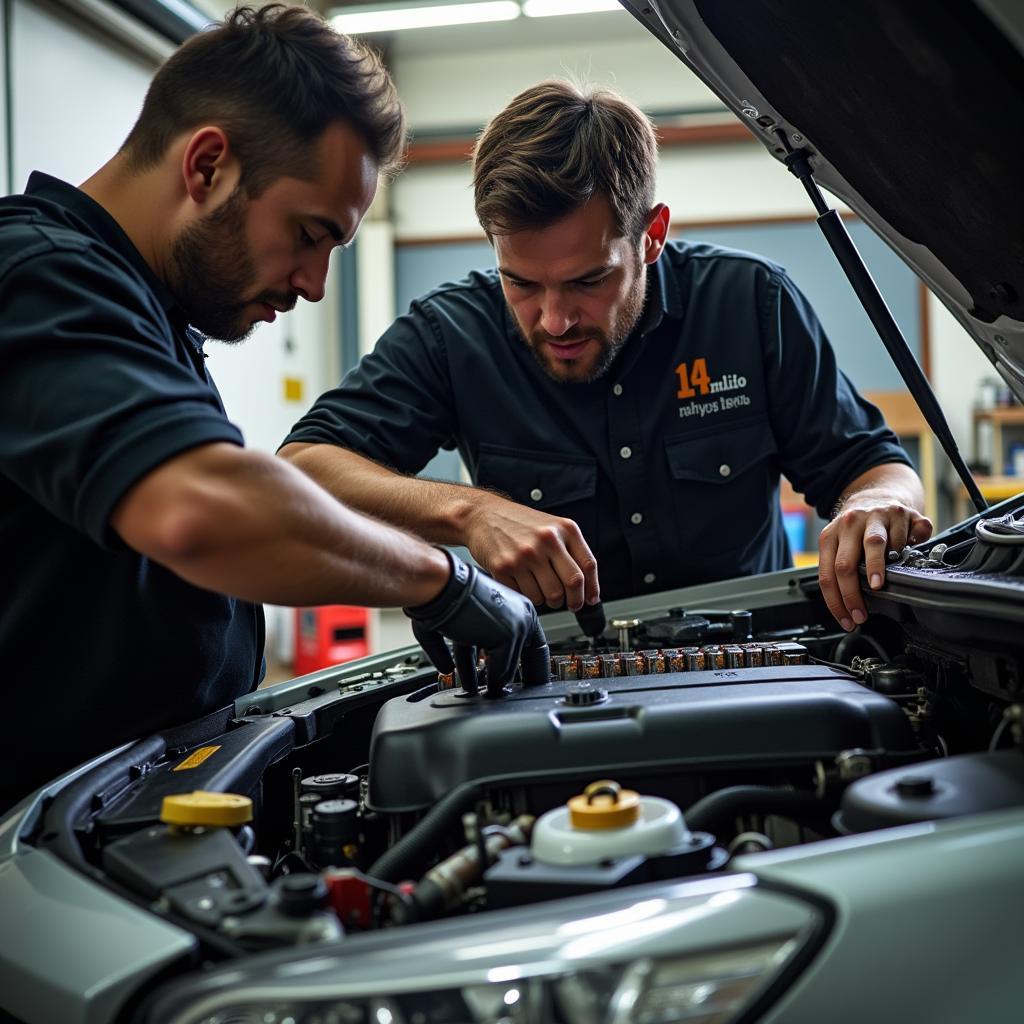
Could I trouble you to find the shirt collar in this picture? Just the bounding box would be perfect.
[24,171,188,330]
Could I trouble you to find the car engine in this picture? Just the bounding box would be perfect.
[29,513,1024,966]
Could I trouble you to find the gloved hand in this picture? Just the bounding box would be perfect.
[405,549,550,696]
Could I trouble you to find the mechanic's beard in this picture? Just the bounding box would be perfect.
[515,268,647,385]
[166,186,292,344]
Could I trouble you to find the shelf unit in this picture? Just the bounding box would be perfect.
[972,406,1024,475]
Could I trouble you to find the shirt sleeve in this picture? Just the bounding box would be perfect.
[282,298,457,474]
[760,269,913,519]
[0,247,244,548]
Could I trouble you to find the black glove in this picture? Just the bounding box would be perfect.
[405,549,550,697]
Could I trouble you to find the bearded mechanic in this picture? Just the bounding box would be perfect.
[0,5,541,813]
[280,81,932,630]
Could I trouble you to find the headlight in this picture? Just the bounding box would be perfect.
[145,874,824,1024]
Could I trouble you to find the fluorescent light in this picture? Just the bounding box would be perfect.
[332,1,520,34]
[522,0,621,16]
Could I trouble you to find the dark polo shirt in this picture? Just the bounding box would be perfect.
[0,173,263,810]
[285,240,911,601]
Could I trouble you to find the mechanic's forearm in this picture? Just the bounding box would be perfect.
[279,442,504,546]
[834,462,925,515]
[114,444,449,608]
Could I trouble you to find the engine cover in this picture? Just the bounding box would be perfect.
[367,664,917,812]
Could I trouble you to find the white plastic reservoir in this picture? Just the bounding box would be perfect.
[532,780,689,867]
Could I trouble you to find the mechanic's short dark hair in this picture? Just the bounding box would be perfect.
[121,3,406,192]
[473,80,657,240]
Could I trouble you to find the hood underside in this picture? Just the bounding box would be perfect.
[623,0,1024,399]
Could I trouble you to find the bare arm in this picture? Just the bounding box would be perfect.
[817,462,932,629]
[112,442,449,608]
[279,441,600,612]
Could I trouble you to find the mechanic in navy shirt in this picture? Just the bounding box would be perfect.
[282,81,932,629]
[0,7,539,812]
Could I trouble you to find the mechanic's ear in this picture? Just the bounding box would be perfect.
[181,126,239,204]
[642,204,671,264]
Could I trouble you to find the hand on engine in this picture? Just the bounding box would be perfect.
[463,494,599,612]
[405,549,549,694]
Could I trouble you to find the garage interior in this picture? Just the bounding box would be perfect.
[0,0,1001,678]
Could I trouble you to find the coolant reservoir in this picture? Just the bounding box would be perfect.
[532,780,688,866]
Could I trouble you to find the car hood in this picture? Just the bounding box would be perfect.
[621,0,1024,402]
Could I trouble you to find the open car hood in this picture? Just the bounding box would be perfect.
[621,0,1024,403]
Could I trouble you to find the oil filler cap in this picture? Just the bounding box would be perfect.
[568,780,641,829]
[565,681,607,706]
[160,791,253,827]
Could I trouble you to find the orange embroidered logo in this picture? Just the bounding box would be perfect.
[675,359,748,398]
[675,359,751,419]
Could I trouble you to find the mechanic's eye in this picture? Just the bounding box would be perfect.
[577,277,607,289]
[299,226,316,247]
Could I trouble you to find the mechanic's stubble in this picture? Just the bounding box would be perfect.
[495,194,670,384]
[167,184,266,342]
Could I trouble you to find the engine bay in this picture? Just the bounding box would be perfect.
[24,518,1024,974]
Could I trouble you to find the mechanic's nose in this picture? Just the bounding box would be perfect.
[291,255,329,303]
[539,293,577,337]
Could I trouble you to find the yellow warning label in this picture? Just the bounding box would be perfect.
[173,745,221,771]
[283,376,305,402]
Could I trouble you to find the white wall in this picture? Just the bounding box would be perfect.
[394,34,721,134]
[8,0,157,189]
[392,141,815,242]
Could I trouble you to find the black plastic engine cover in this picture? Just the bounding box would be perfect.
[836,750,1024,833]
[367,665,917,812]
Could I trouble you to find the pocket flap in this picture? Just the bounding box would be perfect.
[477,443,597,509]
[665,419,778,485]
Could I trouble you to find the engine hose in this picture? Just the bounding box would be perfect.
[684,786,824,835]
[368,783,484,884]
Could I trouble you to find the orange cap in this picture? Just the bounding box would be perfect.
[567,780,641,830]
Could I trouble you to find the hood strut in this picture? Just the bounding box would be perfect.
[776,130,987,516]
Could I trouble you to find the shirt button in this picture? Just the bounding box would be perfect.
[530,488,543,501]
[612,384,623,396]
[630,512,643,525]
[719,464,731,477]
[620,446,632,460]
[643,572,656,584]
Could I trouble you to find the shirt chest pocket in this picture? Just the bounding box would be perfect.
[664,419,780,561]
[475,443,599,540]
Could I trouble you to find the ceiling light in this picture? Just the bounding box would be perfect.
[522,0,621,17]
[332,1,520,34]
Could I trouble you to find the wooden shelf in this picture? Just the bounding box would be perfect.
[865,390,930,435]
[958,475,1024,502]
[973,406,1024,425]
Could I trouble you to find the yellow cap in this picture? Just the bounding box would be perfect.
[160,791,253,827]
[568,780,641,830]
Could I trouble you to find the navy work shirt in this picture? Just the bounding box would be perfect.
[286,240,910,601]
[0,173,263,811]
